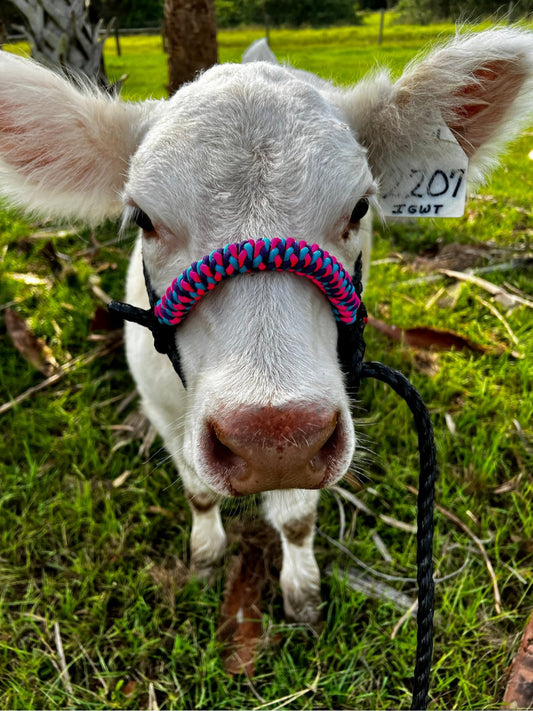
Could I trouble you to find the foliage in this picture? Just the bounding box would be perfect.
[1,17,532,710]
[88,0,164,30]
[394,0,533,25]
[215,0,361,29]
[0,1,23,38]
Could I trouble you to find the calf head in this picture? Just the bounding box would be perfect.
[1,29,532,501]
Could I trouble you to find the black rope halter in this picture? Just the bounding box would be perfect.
[109,247,437,710]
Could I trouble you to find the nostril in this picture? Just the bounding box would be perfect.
[310,416,344,472]
[206,422,242,470]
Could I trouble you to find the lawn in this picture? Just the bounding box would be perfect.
[0,14,532,710]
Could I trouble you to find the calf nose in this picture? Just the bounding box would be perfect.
[203,403,345,495]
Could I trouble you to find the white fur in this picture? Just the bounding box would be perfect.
[1,29,532,622]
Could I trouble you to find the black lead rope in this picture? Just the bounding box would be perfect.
[109,251,437,710]
[360,362,436,710]
[338,255,436,710]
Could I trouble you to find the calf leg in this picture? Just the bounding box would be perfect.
[263,489,321,624]
[183,479,227,575]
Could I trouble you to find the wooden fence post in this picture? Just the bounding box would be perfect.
[378,8,385,46]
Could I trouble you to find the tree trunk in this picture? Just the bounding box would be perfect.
[164,0,218,96]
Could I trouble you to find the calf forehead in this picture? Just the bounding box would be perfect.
[127,63,369,241]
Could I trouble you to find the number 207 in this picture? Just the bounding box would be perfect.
[409,168,465,199]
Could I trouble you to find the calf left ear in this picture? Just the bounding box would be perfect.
[336,27,533,187]
[0,52,158,224]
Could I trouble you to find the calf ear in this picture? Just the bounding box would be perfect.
[337,28,533,187]
[242,38,279,65]
[0,52,157,224]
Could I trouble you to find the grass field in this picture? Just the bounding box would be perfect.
[1,14,532,710]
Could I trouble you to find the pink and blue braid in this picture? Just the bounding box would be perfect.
[154,237,360,327]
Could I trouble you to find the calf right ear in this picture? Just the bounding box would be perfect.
[336,27,533,189]
[0,52,158,224]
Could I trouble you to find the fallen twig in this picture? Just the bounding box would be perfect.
[440,268,533,309]
[391,600,419,640]
[75,637,108,693]
[0,334,122,415]
[54,622,74,696]
[328,564,416,613]
[252,670,320,710]
[401,258,530,287]
[148,682,159,711]
[317,529,417,583]
[333,485,417,533]
[379,514,417,534]
[371,531,393,563]
[331,485,373,515]
[474,295,519,346]
[331,488,347,541]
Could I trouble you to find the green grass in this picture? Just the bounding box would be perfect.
[1,15,532,710]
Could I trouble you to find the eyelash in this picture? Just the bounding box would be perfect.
[131,207,156,233]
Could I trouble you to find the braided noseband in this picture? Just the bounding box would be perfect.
[155,237,361,326]
[108,238,436,710]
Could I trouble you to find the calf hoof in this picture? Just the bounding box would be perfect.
[283,587,322,625]
[190,558,221,584]
[190,529,227,578]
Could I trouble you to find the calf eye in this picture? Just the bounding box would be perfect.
[350,197,369,224]
[132,207,155,233]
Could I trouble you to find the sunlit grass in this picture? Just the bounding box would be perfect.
[1,14,532,710]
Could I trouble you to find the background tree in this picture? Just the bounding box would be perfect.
[88,0,163,30]
[0,1,22,45]
[6,0,110,87]
[163,0,218,95]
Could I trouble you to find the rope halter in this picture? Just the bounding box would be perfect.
[154,237,361,326]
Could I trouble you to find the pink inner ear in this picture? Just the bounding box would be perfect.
[449,60,527,157]
[1,110,67,175]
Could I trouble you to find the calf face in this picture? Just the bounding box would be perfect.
[1,29,532,621]
[123,63,371,501]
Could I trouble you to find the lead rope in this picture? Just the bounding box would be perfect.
[109,239,436,710]
[338,256,436,711]
[360,362,436,711]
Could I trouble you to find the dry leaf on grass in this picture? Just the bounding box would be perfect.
[122,680,138,698]
[218,519,281,677]
[367,314,489,354]
[149,556,189,610]
[412,242,492,273]
[503,614,533,709]
[5,308,59,376]
[218,553,264,676]
[5,272,52,288]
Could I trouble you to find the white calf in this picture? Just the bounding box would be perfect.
[1,29,532,622]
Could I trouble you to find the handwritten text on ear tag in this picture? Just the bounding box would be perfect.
[380,123,469,218]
